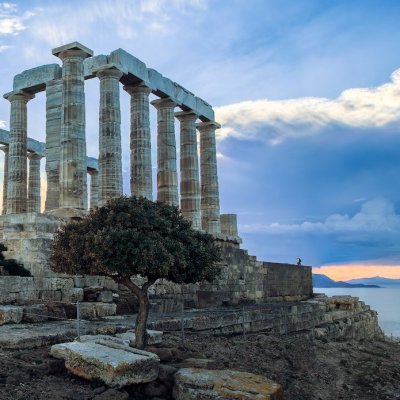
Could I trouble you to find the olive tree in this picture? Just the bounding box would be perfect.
[51,196,221,348]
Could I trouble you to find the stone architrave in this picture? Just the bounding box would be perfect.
[124,84,153,200]
[53,42,93,212]
[197,121,221,233]
[27,153,42,213]
[151,98,178,206]
[94,66,123,205]
[175,111,201,230]
[1,146,9,215]
[45,78,62,211]
[89,170,99,209]
[3,90,34,214]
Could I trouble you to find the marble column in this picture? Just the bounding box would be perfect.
[175,111,201,229]
[151,98,178,206]
[124,84,153,200]
[94,66,123,205]
[89,170,99,209]
[53,42,93,211]
[45,78,62,211]
[1,146,9,215]
[3,90,34,214]
[220,214,238,237]
[27,153,42,213]
[197,121,221,233]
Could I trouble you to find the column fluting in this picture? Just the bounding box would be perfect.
[3,90,34,214]
[124,84,153,200]
[197,121,221,233]
[53,44,92,211]
[95,66,123,205]
[1,146,9,215]
[176,111,201,229]
[27,153,42,213]
[151,98,178,206]
[89,170,99,210]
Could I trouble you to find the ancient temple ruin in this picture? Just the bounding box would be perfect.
[0,42,312,315]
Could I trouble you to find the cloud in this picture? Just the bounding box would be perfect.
[0,120,5,129]
[240,197,400,236]
[0,2,34,36]
[215,69,400,144]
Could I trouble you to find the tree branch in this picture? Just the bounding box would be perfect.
[142,278,156,293]
[115,276,142,298]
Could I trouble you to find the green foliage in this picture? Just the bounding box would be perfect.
[0,243,31,277]
[51,196,221,284]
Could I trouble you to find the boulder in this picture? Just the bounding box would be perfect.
[173,368,283,400]
[0,305,23,325]
[51,340,159,388]
[116,330,163,346]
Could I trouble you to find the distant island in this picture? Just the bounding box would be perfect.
[313,274,380,288]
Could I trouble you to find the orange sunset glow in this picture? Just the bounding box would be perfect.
[313,264,400,281]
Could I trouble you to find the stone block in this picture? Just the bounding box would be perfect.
[62,288,84,302]
[97,290,113,303]
[109,49,148,82]
[13,64,61,92]
[22,304,48,323]
[51,340,159,388]
[79,302,117,320]
[39,290,62,302]
[173,368,283,400]
[0,305,23,325]
[83,54,108,78]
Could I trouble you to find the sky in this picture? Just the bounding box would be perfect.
[0,0,400,280]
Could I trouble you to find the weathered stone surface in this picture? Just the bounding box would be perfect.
[97,290,113,303]
[1,145,9,215]
[173,368,283,400]
[116,330,163,346]
[61,288,84,302]
[0,305,23,325]
[13,64,61,92]
[27,153,42,212]
[80,302,116,319]
[109,49,148,83]
[220,214,238,237]
[51,340,159,388]
[22,304,48,323]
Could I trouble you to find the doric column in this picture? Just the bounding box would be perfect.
[124,84,153,200]
[94,65,123,205]
[151,98,178,206]
[45,78,62,211]
[53,42,93,211]
[89,170,99,210]
[27,153,42,213]
[3,90,34,214]
[197,121,221,233]
[220,214,238,236]
[1,146,9,215]
[175,111,201,230]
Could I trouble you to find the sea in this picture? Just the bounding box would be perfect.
[316,287,400,338]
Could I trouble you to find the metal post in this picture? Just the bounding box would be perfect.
[181,301,185,344]
[76,301,81,341]
[242,306,246,338]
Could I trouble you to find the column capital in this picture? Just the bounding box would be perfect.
[196,120,221,131]
[151,97,177,110]
[87,168,98,176]
[52,42,93,61]
[175,110,199,122]
[0,145,9,154]
[27,152,43,161]
[3,90,34,103]
[93,64,124,80]
[123,83,152,96]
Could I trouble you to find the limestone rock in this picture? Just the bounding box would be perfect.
[173,368,283,400]
[0,305,23,325]
[116,330,163,346]
[51,340,159,388]
[22,304,48,323]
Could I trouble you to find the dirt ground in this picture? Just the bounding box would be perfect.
[0,332,399,400]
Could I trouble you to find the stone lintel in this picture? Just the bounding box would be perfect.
[13,64,62,93]
[52,41,93,58]
[86,157,98,172]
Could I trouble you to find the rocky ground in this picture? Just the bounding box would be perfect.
[0,332,399,400]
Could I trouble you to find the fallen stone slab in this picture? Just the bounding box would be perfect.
[0,305,23,325]
[51,340,159,388]
[173,368,283,400]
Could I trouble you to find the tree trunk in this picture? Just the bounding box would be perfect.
[117,277,154,349]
